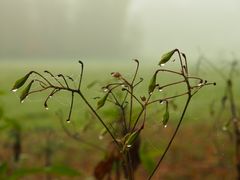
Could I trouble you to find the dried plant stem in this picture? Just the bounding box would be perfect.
[148,96,191,179]
[77,91,121,149]
[228,80,240,178]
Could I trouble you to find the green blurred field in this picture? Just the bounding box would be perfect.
[0,60,239,179]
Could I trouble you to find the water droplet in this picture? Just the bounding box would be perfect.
[49,95,52,99]
[160,100,164,104]
[149,92,153,95]
[12,89,18,92]
[222,126,227,131]
[158,88,163,92]
[66,119,71,123]
[99,135,104,140]
[127,144,132,148]
[197,83,202,87]
[164,125,167,128]
[45,107,49,110]
[104,88,108,92]
[21,100,24,103]
[160,63,165,67]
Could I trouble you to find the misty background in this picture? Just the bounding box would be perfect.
[0,0,239,62]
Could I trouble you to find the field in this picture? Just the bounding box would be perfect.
[0,59,239,180]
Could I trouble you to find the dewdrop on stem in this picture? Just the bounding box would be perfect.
[164,125,167,128]
[66,119,71,123]
[160,63,165,67]
[12,89,18,92]
[99,135,104,140]
[159,100,164,104]
[127,144,132,148]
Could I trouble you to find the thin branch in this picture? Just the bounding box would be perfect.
[156,69,183,76]
[133,77,143,88]
[57,74,69,88]
[122,88,143,107]
[148,96,191,179]
[66,92,74,122]
[159,80,185,89]
[78,60,84,90]
[131,59,139,85]
[147,91,189,105]
[44,70,64,87]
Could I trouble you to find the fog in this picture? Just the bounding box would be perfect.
[0,0,239,61]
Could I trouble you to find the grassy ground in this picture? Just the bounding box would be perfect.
[0,60,239,179]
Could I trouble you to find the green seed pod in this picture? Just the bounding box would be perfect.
[159,49,177,66]
[97,92,109,110]
[162,102,169,126]
[11,72,32,92]
[20,80,34,103]
[148,73,157,94]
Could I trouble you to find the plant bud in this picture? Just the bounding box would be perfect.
[111,72,121,78]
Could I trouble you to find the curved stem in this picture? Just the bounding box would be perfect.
[78,61,84,90]
[131,59,139,85]
[129,87,134,130]
[148,96,191,180]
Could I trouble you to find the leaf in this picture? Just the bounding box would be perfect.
[20,80,34,103]
[97,93,109,110]
[159,49,177,66]
[148,73,157,94]
[125,128,142,147]
[45,165,81,176]
[11,72,32,92]
[162,104,169,126]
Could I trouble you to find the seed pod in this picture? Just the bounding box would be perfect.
[162,101,169,126]
[125,128,142,148]
[159,49,177,66]
[20,80,34,103]
[12,72,32,92]
[148,73,157,94]
[97,93,109,110]
[111,72,121,78]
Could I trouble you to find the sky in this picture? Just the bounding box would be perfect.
[0,0,239,61]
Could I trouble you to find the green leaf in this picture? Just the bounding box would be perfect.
[11,72,32,92]
[162,103,169,126]
[97,93,109,110]
[20,80,34,103]
[45,165,81,176]
[159,49,177,66]
[148,73,157,94]
[125,128,142,147]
